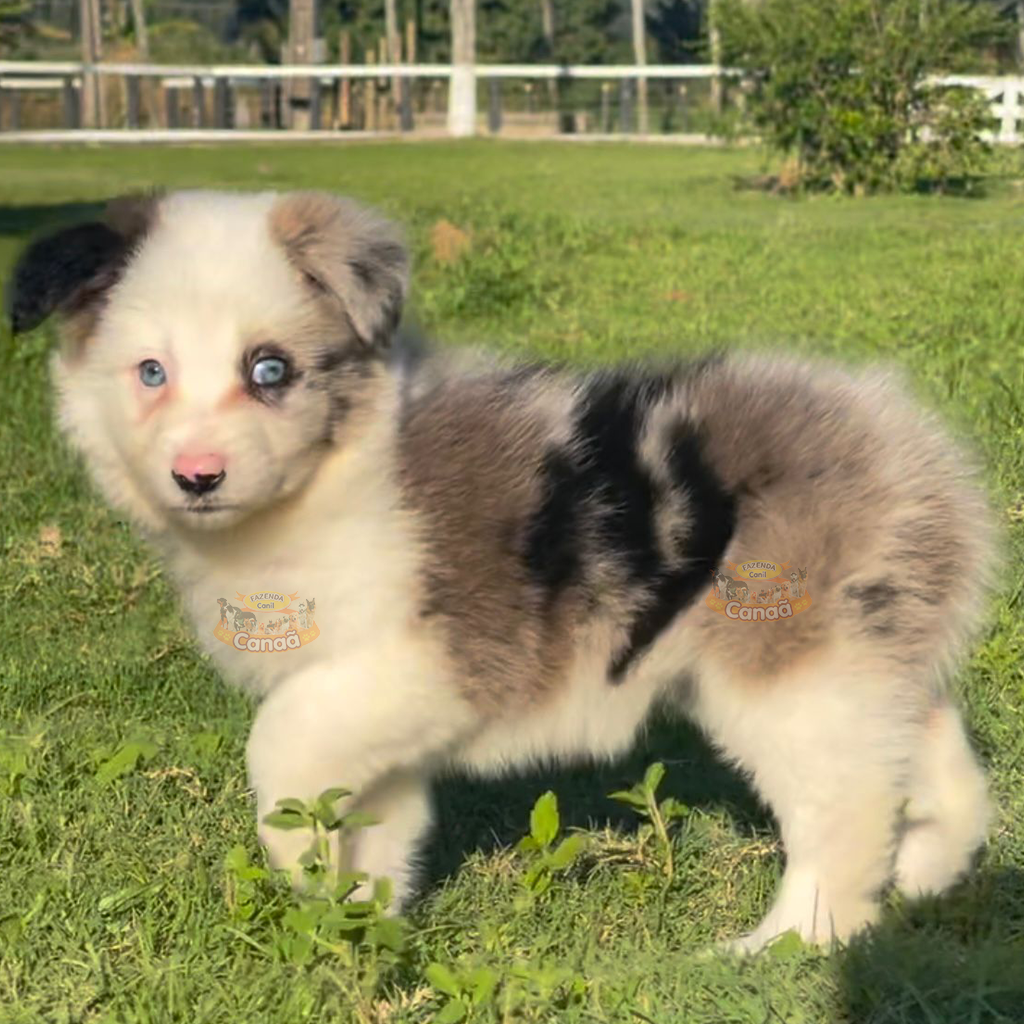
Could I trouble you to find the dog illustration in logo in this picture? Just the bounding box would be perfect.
[726,578,749,604]
[711,570,729,600]
[789,571,803,600]
[217,597,229,629]
[227,604,256,632]
[306,597,315,624]
[298,601,308,629]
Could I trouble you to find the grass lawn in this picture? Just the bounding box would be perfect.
[1,141,1024,1024]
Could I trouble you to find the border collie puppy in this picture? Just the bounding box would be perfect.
[8,191,996,952]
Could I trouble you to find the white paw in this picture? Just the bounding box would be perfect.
[722,879,878,954]
[894,823,966,897]
[719,927,805,956]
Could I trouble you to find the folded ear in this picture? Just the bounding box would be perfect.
[5,194,158,336]
[269,192,410,351]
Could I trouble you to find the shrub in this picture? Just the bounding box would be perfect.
[718,0,1006,194]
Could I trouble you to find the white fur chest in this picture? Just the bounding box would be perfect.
[168,455,427,698]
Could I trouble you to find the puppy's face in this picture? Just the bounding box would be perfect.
[8,190,408,533]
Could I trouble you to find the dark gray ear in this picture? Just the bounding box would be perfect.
[6,223,130,334]
[269,192,410,350]
[5,194,158,335]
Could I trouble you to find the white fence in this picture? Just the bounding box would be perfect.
[0,61,1020,144]
[927,75,1022,145]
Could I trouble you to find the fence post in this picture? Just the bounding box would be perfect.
[308,76,321,129]
[487,77,501,134]
[214,77,230,128]
[165,85,179,129]
[192,76,205,128]
[63,75,81,128]
[125,74,140,128]
[399,77,413,130]
[600,81,611,133]
[709,0,723,116]
[366,52,378,130]
[1002,80,1020,144]
[448,0,476,137]
[339,31,351,128]
[259,78,275,128]
[619,77,634,133]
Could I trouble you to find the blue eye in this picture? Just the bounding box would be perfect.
[139,359,166,387]
[251,356,290,388]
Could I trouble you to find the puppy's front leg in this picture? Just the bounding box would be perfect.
[245,650,474,899]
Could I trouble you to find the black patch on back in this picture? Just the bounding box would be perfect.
[521,368,736,682]
[524,451,583,611]
[523,374,670,618]
[578,373,671,583]
[609,420,736,681]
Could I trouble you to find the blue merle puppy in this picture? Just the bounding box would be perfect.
[8,189,996,952]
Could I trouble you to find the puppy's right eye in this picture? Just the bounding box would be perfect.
[139,359,167,388]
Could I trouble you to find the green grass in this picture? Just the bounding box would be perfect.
[2,141,1024,1023]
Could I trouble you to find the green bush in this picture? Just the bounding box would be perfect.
[719,0,1006,194]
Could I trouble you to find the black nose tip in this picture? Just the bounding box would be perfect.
[172,470,226,496]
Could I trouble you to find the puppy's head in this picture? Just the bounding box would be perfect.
[8,190,409,533]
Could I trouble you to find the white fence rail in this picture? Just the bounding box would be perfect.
[0,61,1020,144]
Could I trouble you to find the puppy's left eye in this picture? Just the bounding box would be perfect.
[251,356,290,388]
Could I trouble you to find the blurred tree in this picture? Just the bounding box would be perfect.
[646,0,704,63]
[720,0,1007,193]
[1016,0,1024,65]
[0,0,35,54]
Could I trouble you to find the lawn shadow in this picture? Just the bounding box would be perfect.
[841,865,1024,1023]
[0,201,107,241]
[730,173,990,199]
[422,708,770,889]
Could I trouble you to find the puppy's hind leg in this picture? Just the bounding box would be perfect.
[894,700,990,898]
[693,651,918,953]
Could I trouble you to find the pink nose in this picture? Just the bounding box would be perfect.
[172,452,225,480]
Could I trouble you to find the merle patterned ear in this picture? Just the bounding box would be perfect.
[5,194,158,336]
[270,192,410,351]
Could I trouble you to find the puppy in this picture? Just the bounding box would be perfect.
[8,190,996,952]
